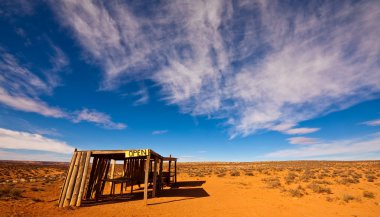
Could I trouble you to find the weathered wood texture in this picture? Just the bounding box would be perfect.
[58,151,92,207]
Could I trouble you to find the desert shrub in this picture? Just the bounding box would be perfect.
[301,170,316,182]
[285,172,298,184]
[337,177,359,185]
[313,180,332,185]
[307,182,332,194]
[366,175,376,182]
[0,186,23,199]
[288,185,304,197]
[32,198,43,202]
[342,194,355,202]
[245,172,254,176]
[31,187,44,192]
[363,191,375,199]
[194,172,205,177]
[217,173,226,177]
[263,177,281,188]
[230,171,240,176]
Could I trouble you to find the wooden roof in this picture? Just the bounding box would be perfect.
[74,149,172,160]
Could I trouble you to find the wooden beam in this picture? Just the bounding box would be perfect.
[85,157,99,199]
[76,151,91,206]
[58,151,77,207]
[70,152,86,206]
[143,154,151,205]
[152,157,158,197]
[174,160,177,183]
[63,151,81,207]
[109,159,115,188]
[159,158,163,190]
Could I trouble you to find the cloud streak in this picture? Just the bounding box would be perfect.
[287,137,319,145]
[0,128,74,154]
[0,47,126,130]
[152,130,168,135]
[363,119,380,127]
[52,0,380,137]
[74,108,126,130]
[268,134,380,159]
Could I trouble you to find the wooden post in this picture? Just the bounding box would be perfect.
[109,159,115,188]
[76,151,91,206]
[174,160,177,183]
[101,159,111,195]
[152,157,158,197]
[143,154,151,205]
[59,151,77,207]
[85,157,99,199]
[168,156,172,184]
[70,152,86,206]
[159,158,163,190]
[63,151,81,207]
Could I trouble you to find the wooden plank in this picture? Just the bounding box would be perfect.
[76,151,91,206]
[70,152,85,206]
[63,151,81,207]
[85,157,99,199]
[143,154,151,205]
[174,160,177,183]
[101,159,111,195]
[59,151,77,207]
[109,159,115,188]
[159,158,163,190]
[94,158,106,200]
[152,157,158,197]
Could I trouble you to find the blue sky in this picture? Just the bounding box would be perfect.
[0,0,380,162]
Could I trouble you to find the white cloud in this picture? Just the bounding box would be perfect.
[0,88,67,118]
[133,86,149,106]
[0,47,125,130]
[152,130,168,135]
[0,128,74,154]
[287,137,319,145]
[0,149,71,162]
[73,108,126,130]
[363,119,380,127]
[267,134,380,159]
[52,1,380,137]
[284,128,320,135]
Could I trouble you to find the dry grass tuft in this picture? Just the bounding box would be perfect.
[0,186,23,200]
[245,171,254,176]
[342,194,355,202]
[288,185,305,197]
[307,182,332,194]
[262,177,282,188]
[285,172,298,184]
[363,191,375,199]
[230,171,241,176]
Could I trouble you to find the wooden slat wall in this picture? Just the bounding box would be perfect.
[58,151,92,207]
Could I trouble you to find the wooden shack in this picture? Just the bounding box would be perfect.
[58,149,177,207]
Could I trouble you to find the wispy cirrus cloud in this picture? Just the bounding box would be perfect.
[73,108,126,130]
[362,119,380,127]
[0,47,126,130]
[152,130,168,135]
[51,0,380,138]
[268,134,380,159]
[287,137,319,145]
[0,127,74,154]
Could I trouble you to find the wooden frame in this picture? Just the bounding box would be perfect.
[58,149,174,207]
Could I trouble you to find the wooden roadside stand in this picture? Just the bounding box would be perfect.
[58,149,177,208]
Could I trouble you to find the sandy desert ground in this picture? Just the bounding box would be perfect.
[1,160,380,217]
